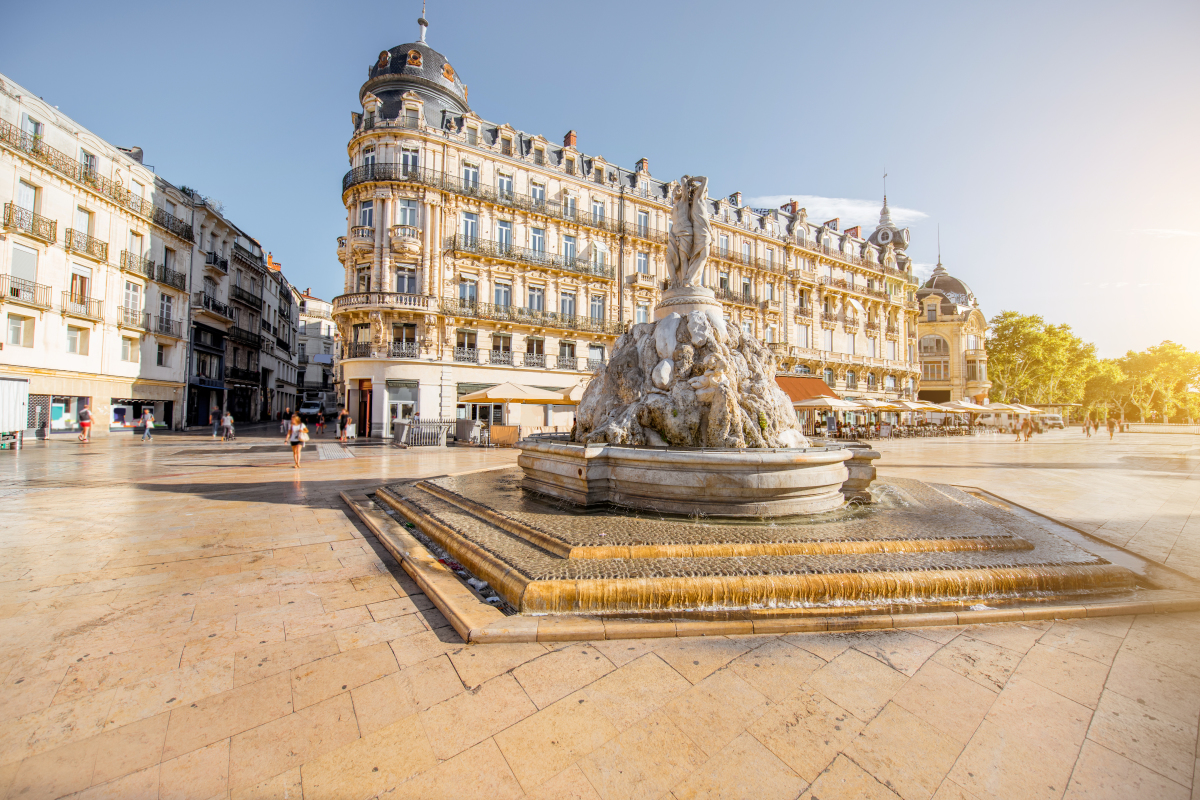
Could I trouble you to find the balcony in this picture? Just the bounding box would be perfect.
[276,336,291,353]
[232,243,260,268]
[350,225,374,253]
[628,271,657,289]
[713,286,757,306]
[843,316,860,329]
[156,265,187,291]
[61,292,102,321]
[0,119,194,242]
[204,251,229,273]
[708,245,786,276]
[3,203,55,243]
[153,316,184,338]
[117,306,149,329]
[65,229,108,261]
[279,304,292,323]
[440,298,626,336]
[228,326,262,348]
[230,284,263,310]
[226,365,260,384]
[434,347,603,371]
[193,291,233,321]
[865,322,882,334]
[965,348,988,359]
[794,306,812,320]
[301,306,332,320]
[446,235,616,280]
[390,225,421,255]
[454,347,478,364]
[0,275,51,309]
[761,299,781,313]
[332,291,435,314]
[619,221,668,245]
[120,250,155,280]
[389,342,419,358]
[344,342,372,359]
[336,236,347,261]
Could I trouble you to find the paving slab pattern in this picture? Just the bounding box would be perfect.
[0,429,1196,799]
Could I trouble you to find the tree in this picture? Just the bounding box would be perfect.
[986,312,1098,405]
[1083,360,1126,420]
[1118,341,1200,422]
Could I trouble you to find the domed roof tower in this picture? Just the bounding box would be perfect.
[359,14,470,126]
[916,254,979,314]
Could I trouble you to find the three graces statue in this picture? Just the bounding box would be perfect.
[666,175,711,290]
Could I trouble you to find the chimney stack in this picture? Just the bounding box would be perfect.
[563,130,577,148]
[729,192,742,207]
[635,157,649,173]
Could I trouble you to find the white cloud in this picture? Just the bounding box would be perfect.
[910,261,936,282]
[744,194,928,228]
[1138,228,1200,238]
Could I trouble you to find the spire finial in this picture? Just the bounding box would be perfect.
[418,0,428,42]
[937,224,942,268]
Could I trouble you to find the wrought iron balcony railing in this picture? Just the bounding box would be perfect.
[276,336,291,353]
[117,306,149,328]
[618,221,668,245]
[193,291,232,319]
[204,251,229,272]
[332,292,435,313]
[0,120,194,242]
[62,292,102,320]
[230,284,263,309]
[226,365,260,383]
[153,316,183,337]
[228,326,261,348]
[445,235,615,280]
[279,304,292,322]
[439,297,626,336]
[713,286,758,306]
[232,243,260,268]
[156,265,187,291]
[345,342,372,359]
[3,203,56,243]
[0,275,52,308]
[65,229,108,261]
[120,250,155,280]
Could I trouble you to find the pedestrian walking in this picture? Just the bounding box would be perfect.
[316,413,325,436]
[140,408,155,442]
[77,404,92,442]
[285,414,308,469]
[221,411,235,442]
[1013,420,1021,442]
[340,415,352,444]
[337,406,350,443]
[1107,417,1116,440]
[1083,417,1091,437]
[210,408,220,438]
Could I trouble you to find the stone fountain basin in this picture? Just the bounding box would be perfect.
[518,439,853,517]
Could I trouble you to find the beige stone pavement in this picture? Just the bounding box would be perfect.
[0,428,1197,800]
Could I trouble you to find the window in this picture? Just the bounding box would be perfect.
[492,333,511,352]
[559,341,576,359]
[636,252,649,275]
[919,335,950,356]
[123,281,142,311]
[531,182,546,204]
[560,292,576,317]
[594,167,604,184]
[823,329,834,351]
[565,157,575,175]
[393,323,417,344]
[6,314,32,347]
[401,147,419,172]
[461,212,478,241]
[74,206,92,236]
[563,235,577,261]
[922,361,949,381]
[590,295,605,320]
[564,196,577,217]
[462,163,480,188]
[766,325,777,343]
[526,338,544,355]
[67,325,88,354]
[868,337,877,358]
[359,200,374,227]
[397,199,418,227]
[70,265,92,301]
[395,267,416,294]
[355,266,370,292]
[128,231,143,258]
[497,173,513,198]
[886,375,896,390]
[494,282,512,307]
[636,304,648,324]
[763,283,773,301]
[160,293,174,320]
[589,344,605,363]
[466,127,478,145]
[533,148,545,165]
[592,244,607,266]
[888,340,897,360]
[163,247,175,271]
[362,147,376,167]
[742,320,753,337]
[796,324,809,348]
[591,199,605,222]
[501,137,513,156]
[823,368,835,386]
[20,114,43,138]
[457,331,476,351]
[926,304,937,322]
[496,220,512,249]
[11,242,38,286]
[458,279,477,304]
[766,249,775,269]
[742,242,751,262]
[637,210,649,236]
[121,337,140,363]
[79,150,97,177]
[846,370,857,389]
[531,228,545,252]
[719,271,730,290]
[157,343,168,366]
[528,286,545,311]
[846,335,855,356]
[17,180,37,213]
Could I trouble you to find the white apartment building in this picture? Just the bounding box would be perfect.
[0,73,195,434]
[333,21,923,438]
[262,254,300,418]
[297,290,337,413]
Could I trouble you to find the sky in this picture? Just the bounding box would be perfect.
[3,0,1197,357]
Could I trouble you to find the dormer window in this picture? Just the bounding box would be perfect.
[533,148,545,165]
[565,158,576,175]
[466,126,478,145]
[501,137,513,156]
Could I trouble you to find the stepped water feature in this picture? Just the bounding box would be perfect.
[347,175,1200,641]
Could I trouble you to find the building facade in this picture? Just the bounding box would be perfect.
[262,253,300,419]
[332,23,923,438]
[0,73,195,434]
[914,260,991,403]
[297,290,337,413]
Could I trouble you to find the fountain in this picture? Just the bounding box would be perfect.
[344,174,1200,642]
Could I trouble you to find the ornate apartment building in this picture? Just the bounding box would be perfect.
[297,290,337,412]
[915,260,991,404]
[334,20,922,437]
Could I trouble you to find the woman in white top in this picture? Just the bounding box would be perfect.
[285,414,308,469]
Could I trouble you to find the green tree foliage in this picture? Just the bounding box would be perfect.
[985,312,1097,404]
[1083,360,1126,420]
[1116,341,1200,422]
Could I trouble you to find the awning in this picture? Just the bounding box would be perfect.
[774,376,838,403]
[846,298,865,316]
[458,382,566,403]
[793,397,865,410]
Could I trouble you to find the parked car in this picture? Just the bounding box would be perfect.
[297,402,324,422]
[1042,413,1065,429]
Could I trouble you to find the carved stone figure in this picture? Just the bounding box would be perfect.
[666,176,711,289]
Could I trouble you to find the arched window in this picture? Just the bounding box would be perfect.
[846,370,857,389]
[919,335,950,356]
[823,368,835,386]
[867,373,877,389]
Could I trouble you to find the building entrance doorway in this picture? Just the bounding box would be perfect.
[357,379,373,438]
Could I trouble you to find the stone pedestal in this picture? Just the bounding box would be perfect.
[653,286,727,338]
[839,442,881,503]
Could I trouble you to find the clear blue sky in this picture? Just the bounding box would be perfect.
[4,0,1197,357]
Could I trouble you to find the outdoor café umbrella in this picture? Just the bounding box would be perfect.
[792,397,864,410]
[458,382,565,404]
[559,383,587,404]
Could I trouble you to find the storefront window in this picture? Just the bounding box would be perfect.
[50,396,90,432]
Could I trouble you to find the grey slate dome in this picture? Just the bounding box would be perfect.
[361,22,470,125]
[917,263,978,309]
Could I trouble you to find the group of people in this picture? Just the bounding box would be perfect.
[208,409,237,442]
[1082,417,1120,440]
[279,406,353,469]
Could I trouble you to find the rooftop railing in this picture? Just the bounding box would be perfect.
[445,235,616,280]
[3,203,55,243]
[0,119,193,241]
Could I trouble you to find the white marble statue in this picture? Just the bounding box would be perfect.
[666,176,711,289]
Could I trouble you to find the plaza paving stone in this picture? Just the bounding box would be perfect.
[0,428,1196,799]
